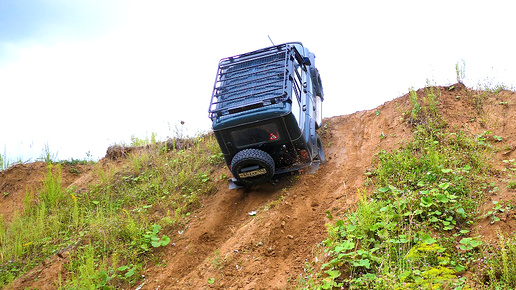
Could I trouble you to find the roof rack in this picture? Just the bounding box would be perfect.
[209,43,299,120]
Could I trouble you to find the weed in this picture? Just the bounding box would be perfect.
[459,237,483,251]
[408,88,421,123]
[405,86,441,128]
[482,81,508,94]
[130,132,158,147]
[0,164,78,286]
[209,152,224,165]
[38,143,58,164]
[211,249,223,269]
[507,181,516,189]
[493,135,503,142]
[424,82,439,114]
[0,147,10,171]
[483,200,512,224]
[476,94,488,113]
[263,194,284,211]
[142,224,170,250]
[456,59,466,84]
[473,233,516,288]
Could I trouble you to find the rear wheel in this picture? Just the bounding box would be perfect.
[231,149,275,186]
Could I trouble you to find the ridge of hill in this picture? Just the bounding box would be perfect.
[1,83,516,289]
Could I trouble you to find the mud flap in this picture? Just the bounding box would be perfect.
[229,178,244,190]
[309,160,320,174]
[229,161,320,189]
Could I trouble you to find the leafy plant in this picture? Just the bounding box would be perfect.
[483,200,511,223]
[459,237,482,251]
[493,135,503,142]
[143,224,170,250]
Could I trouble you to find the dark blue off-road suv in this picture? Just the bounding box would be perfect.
[208,42,325,188]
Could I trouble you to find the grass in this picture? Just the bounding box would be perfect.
[456,60,466,84]
[0,143,95,172]
[307,84,516,289]
[1,164,73,285]
[405,84,440,127]
[0,147,9,171]
[0,133,223,288]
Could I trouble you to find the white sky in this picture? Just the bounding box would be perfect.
[1,0,515,161]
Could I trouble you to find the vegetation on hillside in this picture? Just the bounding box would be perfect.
[0,148,10,171]
[2,67,515,288]
[0,134,223,288]
[309,84,516,289]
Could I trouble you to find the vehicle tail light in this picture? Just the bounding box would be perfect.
[300,150,309,160]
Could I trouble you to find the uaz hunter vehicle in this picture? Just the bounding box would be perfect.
[208,42,325,188]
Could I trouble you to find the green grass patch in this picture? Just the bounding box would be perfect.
[0,133,223,288]
[0,147,9,171]
[310,86,512,289]
[1,164,76,286]
[472,233,516,288]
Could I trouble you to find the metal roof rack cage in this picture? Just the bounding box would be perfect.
[209,43,302,120]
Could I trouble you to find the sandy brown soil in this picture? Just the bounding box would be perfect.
[2,83,516,289]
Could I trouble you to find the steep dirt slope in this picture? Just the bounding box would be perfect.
[141,94,415,289]
[3,83,516,289]
[142,84,516,289]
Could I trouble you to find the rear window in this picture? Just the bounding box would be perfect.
[231,123,282,147]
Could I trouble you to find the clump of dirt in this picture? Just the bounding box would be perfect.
[4,83,516,289]
[105,145,132,160]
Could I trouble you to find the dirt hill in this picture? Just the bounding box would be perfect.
[2,83,516,289]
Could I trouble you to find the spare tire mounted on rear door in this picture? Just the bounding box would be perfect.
[230,149,275,186]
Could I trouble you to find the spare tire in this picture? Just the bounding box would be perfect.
[231,149,275,186]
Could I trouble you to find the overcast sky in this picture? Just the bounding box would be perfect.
[1,0,514,162]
